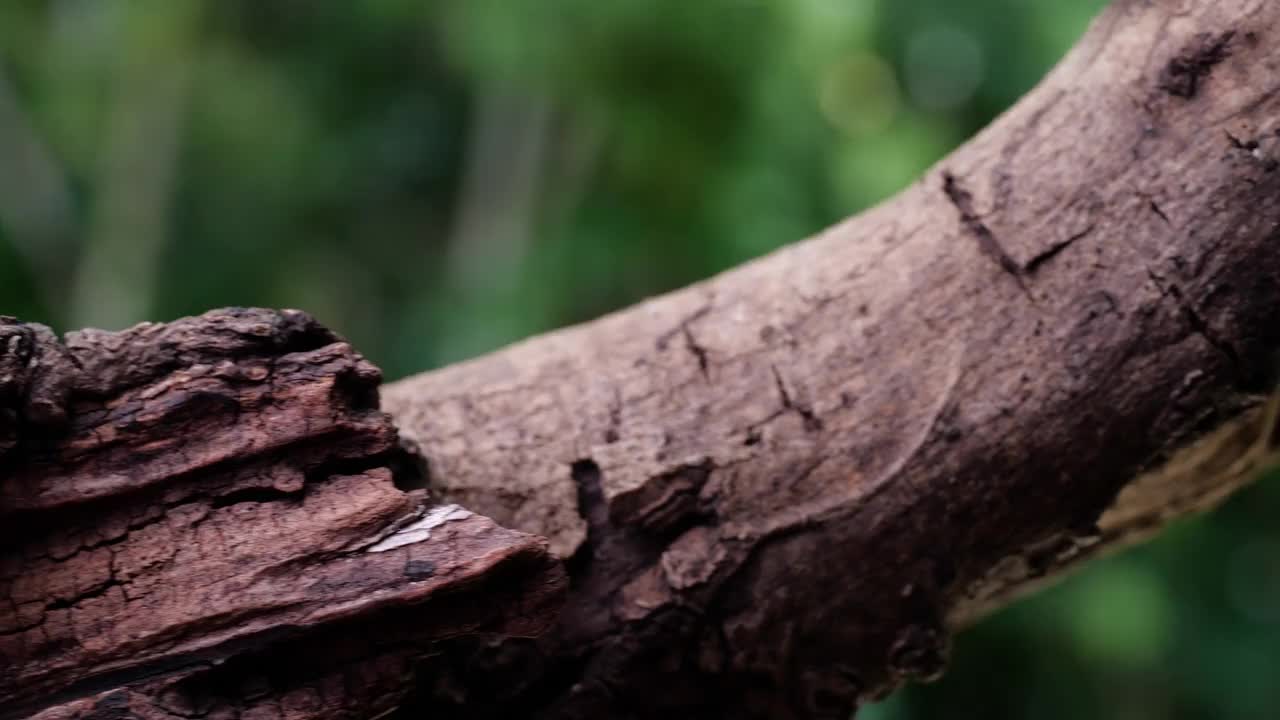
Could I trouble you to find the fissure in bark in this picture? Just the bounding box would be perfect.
[3,1,1280,719]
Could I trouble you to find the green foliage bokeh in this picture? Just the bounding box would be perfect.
[2,2,1278,717]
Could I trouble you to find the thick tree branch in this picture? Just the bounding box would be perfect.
[381,1,1280,717]
[4,1,1280,719]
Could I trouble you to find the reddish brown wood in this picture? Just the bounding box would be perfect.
[6,2,1280,720]
[0,309,565,720]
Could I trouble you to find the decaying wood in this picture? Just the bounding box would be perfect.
[4,1,1280,719]
[0,309,566,720]
[381,1,1280,717]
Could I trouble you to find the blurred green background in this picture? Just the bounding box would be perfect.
[2,2,1278,718]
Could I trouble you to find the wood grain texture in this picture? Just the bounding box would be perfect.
[4,2,1280,719]
[382,1,1280,717]
[0,309,566,720]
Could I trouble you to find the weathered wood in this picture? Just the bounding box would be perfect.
[381,1,1280,717]
[5,2,1280,719]
[0,309,566,720]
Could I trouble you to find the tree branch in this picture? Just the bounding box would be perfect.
[382,1,1280,716]
[4,1,1280,719]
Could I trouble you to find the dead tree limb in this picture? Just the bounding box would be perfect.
[0,310,565,720]
[4,1,1280,719]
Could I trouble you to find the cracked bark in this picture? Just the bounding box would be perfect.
[0,309,565,720]
[4,1,1280,719]
[380,1,1280,717]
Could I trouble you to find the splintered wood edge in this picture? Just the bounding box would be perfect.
[0,309,566,720]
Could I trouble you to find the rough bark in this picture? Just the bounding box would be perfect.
[0,309,566,720]
[4,1,1280,719]
[380,1,1280,717]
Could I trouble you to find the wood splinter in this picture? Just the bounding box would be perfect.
[0,309,566,720]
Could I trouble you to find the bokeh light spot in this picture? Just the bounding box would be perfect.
[819,52,900,137]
